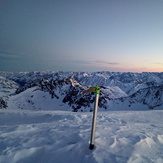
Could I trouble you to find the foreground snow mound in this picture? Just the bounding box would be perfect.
[0,110,163,163]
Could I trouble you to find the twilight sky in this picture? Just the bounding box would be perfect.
[0,0,163,72]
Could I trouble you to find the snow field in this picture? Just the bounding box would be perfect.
[0,110,163,163]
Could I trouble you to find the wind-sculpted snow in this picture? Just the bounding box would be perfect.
[0,110,162,163]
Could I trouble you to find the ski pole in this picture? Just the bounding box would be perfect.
[68,79,105,150]
[82,86,100,150]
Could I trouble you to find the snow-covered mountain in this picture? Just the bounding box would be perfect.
[0,71,163,111]
[0,75,19,109]
[1,71,163,163]
[0,75,19,97]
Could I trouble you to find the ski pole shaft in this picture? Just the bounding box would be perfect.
[89,93,99,150]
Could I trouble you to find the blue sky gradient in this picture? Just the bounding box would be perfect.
[0,0,163,72]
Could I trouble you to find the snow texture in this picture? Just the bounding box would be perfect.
[0,109,163,163]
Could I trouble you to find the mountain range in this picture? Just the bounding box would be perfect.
[0,71,163,111]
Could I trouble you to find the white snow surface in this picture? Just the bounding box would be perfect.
[0,109,163,163]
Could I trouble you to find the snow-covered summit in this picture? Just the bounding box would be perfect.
[0,109,162,163]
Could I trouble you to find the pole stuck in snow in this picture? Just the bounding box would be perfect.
[82,86,101,150]
[68,79,106,150]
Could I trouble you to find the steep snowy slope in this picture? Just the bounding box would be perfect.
[0,76,19,97]
[7,77,127,111]
[7,87,70,111]
[107,84,163,110]
[129,84,163,109]
[6,79,163,111]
